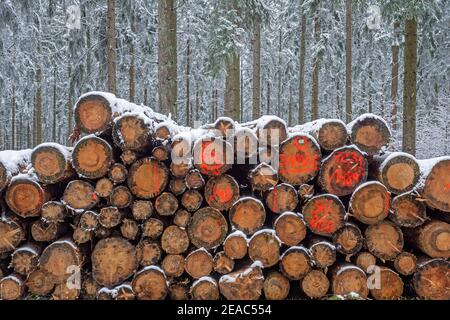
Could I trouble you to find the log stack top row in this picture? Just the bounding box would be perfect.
[0,91,448,301]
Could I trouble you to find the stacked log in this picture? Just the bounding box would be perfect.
[0,91,449,300]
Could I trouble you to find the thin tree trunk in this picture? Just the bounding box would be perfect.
[345,0,352,122]
[195,83,200,123]
[129,12,136,102]
[391,20,400,131]
[53,67,57,142]
[266,80,271,114]
[11,86,16,150]
[106,0,117,94]
[68,64,74,142]
[311,15,320,121]
[277,28,282,117]
[252,19,261,120]
[240,60,244,122]
[298,13,306,124]
[402,19,417,155]
[336,80,342,119]
[158,0,178,119]
[224,53,241,120]
[34,67,42,146]
[288,85,293,126]
[185,35,191,126]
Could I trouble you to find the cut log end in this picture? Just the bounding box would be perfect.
[263,271,290,300]
[331,264,369,298]
[0,275,25,300]
[190,277,219,300]
[31,144,72,184]
[370,267,404,300]
[99,206,123,228]
[6,177,46,218]
[74,94,112,134]
[377,153,420,194]
[301,270,330,299]
[113,114,151,151]
[349,114,391,155]
[0,218,25,254]
[266,183,299,214]
[185,249,213,279]
[407,220,450,259]
[63,180,98,211]
[110,186,133,209]
[41,201,67,223]
[355,252,377,272]
[26,269,55,295]
[127,158,169,199]
[332,223,363,255]
[280,246,312,280]
[230,197,266,235]
[390,193,427,228]
[72,136,112,179]
[131,200,153,221]
[249,163,278,192]
[223,233,248,260]
[421,158,450,213]
[219,265,264,300]
[120,218,140,240]
[394,252,417,276]
[185,170,205,190]
[310,241,336,269]
[193,137,232,176]
[95,178,114,198]
[161,254,185,278]
[213,251,235,274]
[181,189,203,212]
[142,218,164,239]
[132,267,168,300]
[274,212,307,246]
[350,181,390,225]
[205,174,240,211]
[365,221,404,261]
[413,259,450,300]
[315,120,348,151]
[188,207,228,249]
[161,225,189,255]
[169,178,187,195]
[136,239,162,267]
[248,230,280,268]
[155,192,179,215]
[109,163,128,184]
[173,209,191,228]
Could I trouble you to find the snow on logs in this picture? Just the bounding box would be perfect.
[0,92,449,300]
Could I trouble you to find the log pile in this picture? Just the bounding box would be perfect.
[0,91,449,301]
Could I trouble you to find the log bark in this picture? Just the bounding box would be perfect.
[412,259,449,300]
[365,220,404,261]
[185,248,213,279]
[266,183,299,214]
[229,197,266,236]
[263,271,290,300]
[127,158,169,199]
[349,181,390,225]
[248,230,281,268]
[31,143,73,184]
[188,207,228,249]
[204,174,240,211]
[273,212,307,246]
[72,136,112,179]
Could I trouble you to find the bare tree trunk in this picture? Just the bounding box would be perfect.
[158,0,178,119]
[252,19,261,120]
[185,35,191,126]
[391,20,400,131]
[129,11,136,102]
[336,80,342,119]
[106,0,117,94]
[195,82,200,122]
[298,13,306,124]
[68,64,74,142]
[345,0,352,122]
[402,19,417,155]
[311,15,320,121]
[34,67,42,146]
[224,53,241,120]
[11,86,16,150]
[53,67,57,142]
[288,85,293,126]
[277,28,282,117]
[266,80,271,114]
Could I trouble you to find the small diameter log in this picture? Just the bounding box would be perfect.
[31,220,62,242]
[219,263,264,300]
[185,248,213,279]
[0,217,25,254]
[213,251,235,274]
[273,212,307,246]
[132,266,168,300]
[92,237,138,287]
[214,117,236,138]
[109,163,128,184]
[205,175,239,211]
[266,183,299,214]
[113,283,135,300]
[79,211,99,231]
[95,178,113,198]
[419,157,450,212]
[173,209,191,228]
[349,181,390,225]
[31,143,73,184]
[136,239,162,267]
[52,283,80,300]
[348,113,391,155]
[279,246,312,280]
[152,145,170,162]
[131,200,153,221]
[278,134,322,185]
[142,218,164,239]
[331,264,369,298]
[169,284,189,300]
[112,114,152,151]
[0,275,25,300]
[249,163,278,192]
[223,231,248,260]
[372,152,420,194]
[39,239,82,284]
[365,220,404,261]
[169,178,187,195]
[355,252,377,272]
[309,240,336,270]
[0,149,31,192]
[190,277,220,300]
[185,170,205,190]
[229,197,266,235]
[6,175,48,218]
[413,259,450,300]
[120,150,139,165]
[170,158,192,178]
[405,220,450,259]
[298,184,315,203]
[318,146,368,197]
[81,274,100,300]
[301,270,330,299]
[110,186,133,209]
[74,92,113,134]
[181,190,203,212]
[263,272,290,300]
[98,206,123,228]
[10,245,40,276]
[256,116,288,147]
[120,218,140,240]
[234,127,258,163]
[63,180,98,211]
[248,230,281,268]
[193,136,233,176]
[390,193,427,228]
[127,158,169,199]
[188,207,228,249]
[155,192,179,216]
[393,252,417,276]
[41,201,67,223]
[369,267,404,300]
[161,225,189,254]
[161,254,185,278]
[155,122,174,141]
[302,194,346,237]
[73,227,93,245]
[26,269,55,295]
[72,136,112,179]
[332,223,364,256]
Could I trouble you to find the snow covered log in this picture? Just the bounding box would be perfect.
[417,157,450,213]
[219,263,264,300]
[0,149,31,192]
[31,143,74,184]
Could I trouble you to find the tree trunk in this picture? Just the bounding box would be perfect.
[311,15,320,120]
[391,20,400,131]
[224,53,241,120]
[11,86,16,149]
[402,19,417,155]
[185,35,191,126]
[34,67,42,146]
[277,28,282,117]
[106,0,117,94]
[128,17,136,102]
[298,13,306,123]
[252,19,261,120]
[345,0,352,122]
[52,67,57,141]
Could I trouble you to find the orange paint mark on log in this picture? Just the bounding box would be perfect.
[309,199,336,234]
[278,137,319,175]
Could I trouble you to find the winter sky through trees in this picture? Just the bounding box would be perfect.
[0,0,448,158]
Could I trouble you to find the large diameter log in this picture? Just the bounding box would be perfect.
[188,207,228,249]
[112,113,152,151]
[31,143,73,184]
[405,220,450,259]
[372,152,420,194]
[72,136,112,179]
[390,193,427,228]
[132,266,168,300]
[190,277,220,300]
[0,274,25,300]
[273,212,307,246]
[223,231,248,260]
[263,272,290,300]
[205,174,240,211]
[229,197,266,235]
[418,157,450,212]
[365,220,404,261]
[301,270,330,299]
[62,180,98,211]
[347,113,391,155]
[266,183,299,214]
[248,163,278,192]
[331,264,369,298]
[161,225,189,254]
[91,237,138,287]
[349,181,390,225]
[10,245,40,276]
[279,246,312,280]
[0,217,25,254]
[319,146,368,196]
[413,259,450,300]
[256,116,288,146]
[278,134,321,185]
[369,267,404,300]
[332,223,363,256]
[0,149,31,192]
[302,194,346,237]
[74,92,113,134]
[193,136,233,176]
[185,248,213,279]
[127,158,169,199]
[248,230,281,267]
[6,175,49,218]
[219,263,264,300]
